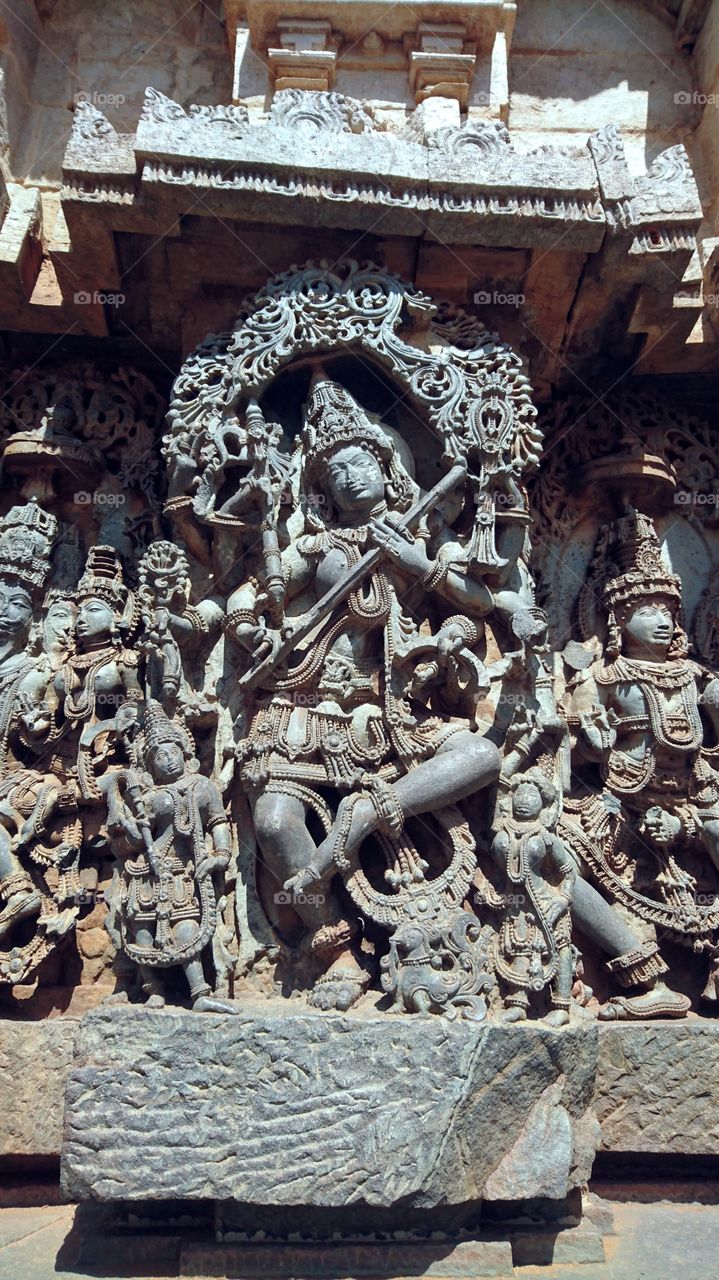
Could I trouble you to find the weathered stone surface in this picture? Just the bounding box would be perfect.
[0,1018,78,1159]
[484,1079,599,1202]
[2,1015,719,1172]
[596,1022,719,1155]
[61,1005,598,1205]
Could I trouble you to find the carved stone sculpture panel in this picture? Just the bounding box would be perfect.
[0,265,716,1030]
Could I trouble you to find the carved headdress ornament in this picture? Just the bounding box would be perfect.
[604,509,681,615]
[301,371,394,476]
[76,545,139,637]
[142,698,194,763]
[300,370,415,513]
[603,510,685,658]
[0,501,57,592]
[77,546,128,609]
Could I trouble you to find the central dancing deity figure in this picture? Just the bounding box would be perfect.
[226,373,522,1010]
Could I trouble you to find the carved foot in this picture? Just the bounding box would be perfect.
[309,948,369,1012]
[544,1007,570,1027]
[193,994,241,1015]
[145,993,166,1009]
[500,1006,527,1023]
[0,889,42,942]
[598,982,690,1021]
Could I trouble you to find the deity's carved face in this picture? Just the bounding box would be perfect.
[149,741,185,783]
[76,597,115,644]
[512,781,543,820]
[0,582,33,639]
[622,600,674,656]
[323,445,385,518]
[44,600,76,650]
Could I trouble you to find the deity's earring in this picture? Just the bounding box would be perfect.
[669,622,689,659]
[606,613,621,658]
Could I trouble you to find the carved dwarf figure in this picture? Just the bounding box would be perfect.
[491,765,576,1026]
[228,373,506,1011]
[561,510,719,1017]
[105,701,233,1009]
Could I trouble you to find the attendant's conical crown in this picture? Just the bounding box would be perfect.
[143,699,193,761]
[0,501,57,592]
[77,546,127,609]
[604,508,681,614]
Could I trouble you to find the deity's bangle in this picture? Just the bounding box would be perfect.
[420,557,450,591]
[184,605,209,636]
[223,608,257,635]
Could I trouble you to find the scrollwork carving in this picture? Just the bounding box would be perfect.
[269,89,375,134]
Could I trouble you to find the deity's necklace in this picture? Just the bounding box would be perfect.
[504,816,545,883]
[602,655,702,751]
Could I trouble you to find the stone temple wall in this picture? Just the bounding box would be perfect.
[0,2,716,1277]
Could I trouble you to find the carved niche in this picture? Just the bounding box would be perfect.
[161,259,587,1022]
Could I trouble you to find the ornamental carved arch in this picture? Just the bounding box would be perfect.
[163,260,542,573]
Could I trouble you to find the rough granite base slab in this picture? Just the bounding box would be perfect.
[0,1016,79,1159]
[596,1021,719,1154]
[6,1014,719,1182]
[60,1005,599,1206]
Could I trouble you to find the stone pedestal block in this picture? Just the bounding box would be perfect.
[596,1021,719,1155]
[60,1004,599,1206]
[0,1017,79,1160]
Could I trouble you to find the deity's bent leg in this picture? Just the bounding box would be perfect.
[311,731,501,875]
[392,731,501,819]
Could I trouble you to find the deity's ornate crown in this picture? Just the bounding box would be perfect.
[604,509,681,614]
[77,546,128,609]
[301,371,392,477]
[143,699,194,761]
[0,501,58,592]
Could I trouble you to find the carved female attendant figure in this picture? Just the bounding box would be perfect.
[0,505,62,945]
[492,769,575,1025]
[562,510,719,1017]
